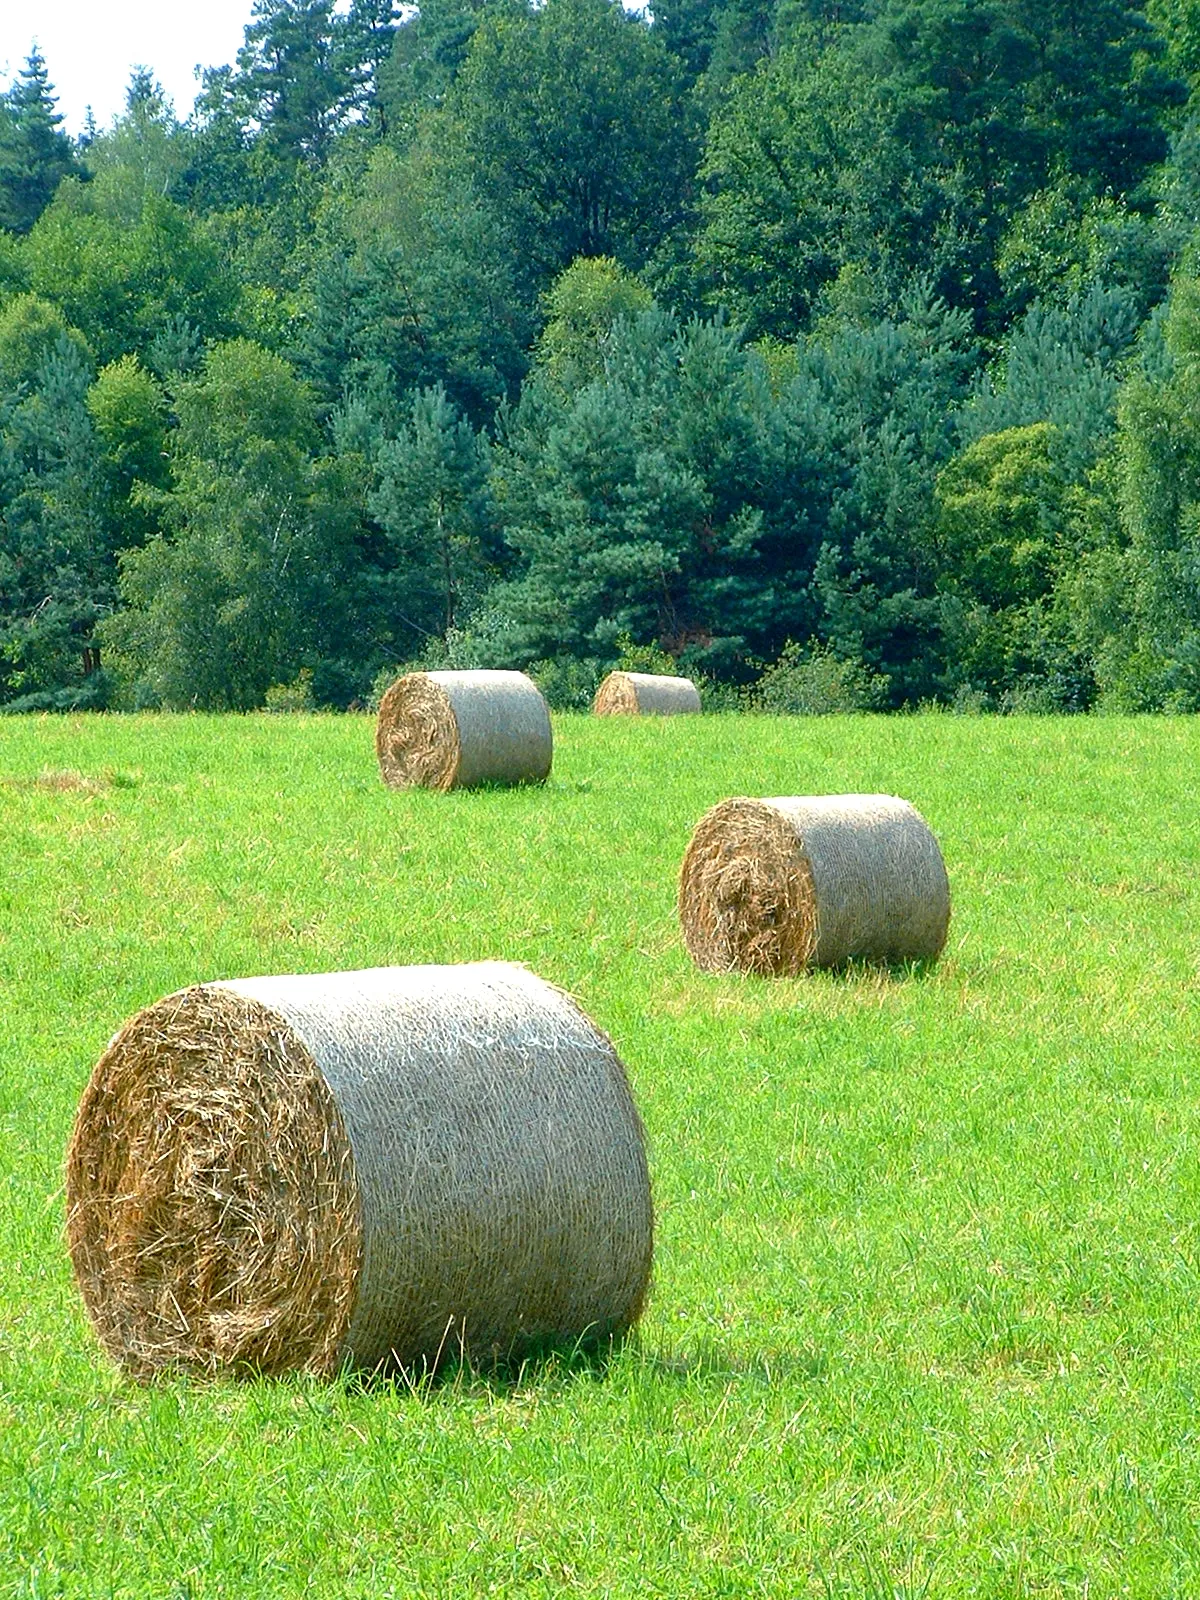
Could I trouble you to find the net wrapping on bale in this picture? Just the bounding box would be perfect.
[376,670,553,790]
[593,672,701,716]
[67,963,653,1380]
[678,794,950,975]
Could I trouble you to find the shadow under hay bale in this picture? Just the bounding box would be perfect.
[66,963,653,1381]
[376,670,552,790]
[678,794,950,975]
[593,671,702,716]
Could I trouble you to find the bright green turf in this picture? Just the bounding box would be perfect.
[3,711,1200,1598]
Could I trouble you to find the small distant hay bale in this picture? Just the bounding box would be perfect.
[678,794,950,975]
[593,672,701,717]
[376,670,552,790]
[66,963,652,1380]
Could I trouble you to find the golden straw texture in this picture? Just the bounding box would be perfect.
[376,670,553,790]
[678,794,951,974]
[66,987,361,1380]
[593,672,701,716]
[67,963,653,1379]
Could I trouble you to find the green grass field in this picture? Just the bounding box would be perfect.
[3,711,1200,1598]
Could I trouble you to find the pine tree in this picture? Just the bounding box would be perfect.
[379,0,490,134]
[338,0,400,133]
[962,284,1142,477]
[235,0,354,167]
[493,308,787,671]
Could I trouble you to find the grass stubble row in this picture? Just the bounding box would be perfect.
[65,671,950,1383]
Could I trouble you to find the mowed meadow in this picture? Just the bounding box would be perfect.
[3,711,1200,1598]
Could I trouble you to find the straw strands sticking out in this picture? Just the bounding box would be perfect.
[376,670,552,790]
[66,963,653,1380]
[678,794,951,975]
[593,672,701,716]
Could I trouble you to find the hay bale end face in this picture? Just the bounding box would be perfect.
[66,963,653,1380]
[593,671,701,716]
[678,794,951,975]
[376,670,553,790]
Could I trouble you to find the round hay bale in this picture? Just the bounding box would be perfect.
[376,670,552,790]
[66,963,652,1380]
[678,794,950,975]
[593,671,701,716]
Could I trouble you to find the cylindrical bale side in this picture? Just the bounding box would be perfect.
[678,794,950,975]
[593,671,701,716]
[66,963,653,1380]
[376,670,552,790]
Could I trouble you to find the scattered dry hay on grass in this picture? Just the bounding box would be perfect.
[593,672,702,717]
[375,670,552,790]
[66,963,653,1381]
[678,794,951,975]
[4,769,108,795]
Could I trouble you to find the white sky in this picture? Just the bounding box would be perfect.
[0,1,259,136]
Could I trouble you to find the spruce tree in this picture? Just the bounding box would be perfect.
[0,335,112,707]
[0,48,77,234]
[370,383,493,643]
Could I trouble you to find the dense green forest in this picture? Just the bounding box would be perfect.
[4,0,1200,712]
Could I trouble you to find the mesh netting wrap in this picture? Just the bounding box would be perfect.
[66,963,653,1380]
[376,670,553,790]
[678,794,951,975]
[593,672,702,716]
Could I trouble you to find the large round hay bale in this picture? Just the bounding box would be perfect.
[66,963,652,1380]
[678,794,950,975]
[376,670,552,790]
[593,671,701,716]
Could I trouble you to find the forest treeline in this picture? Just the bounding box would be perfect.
[5,0,1200,712]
